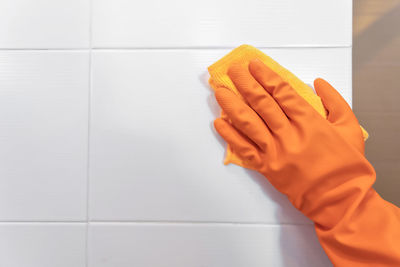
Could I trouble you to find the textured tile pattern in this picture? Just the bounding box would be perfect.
[0,0,351,265]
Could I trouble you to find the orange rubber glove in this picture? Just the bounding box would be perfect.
[214,59,400,266]
[208,44,369,168]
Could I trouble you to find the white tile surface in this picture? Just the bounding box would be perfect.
[89,48,351,222]
[88,223,332,267]
[0,0,353,265]
[0,223,86,267]
[0,51,89,221]
[92,0,352,48]
[0,0,90,48]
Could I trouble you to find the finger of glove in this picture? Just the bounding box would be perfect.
[314,78,358,125]
[214,118,260,163]
[314,78,365,153]
[249,59,314,120]
[215,87,272,151]
[227,63,290,133]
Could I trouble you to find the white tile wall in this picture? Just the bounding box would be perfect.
[0,0,90,48]
[0,51,89,221]
[0,223,86,267]
[89,48,351,223]
[0,0,350,266]
[88,223,330,267]
[92,0,352,48]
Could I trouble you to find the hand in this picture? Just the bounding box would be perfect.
[313,78,365,154]
[213,59,375,228]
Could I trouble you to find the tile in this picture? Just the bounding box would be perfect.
[0,0,90,48]
[92,0,351,48]
[0,51,89,221]
[0,223,86,267]
[89,48,351,222]
[88,223,331,267]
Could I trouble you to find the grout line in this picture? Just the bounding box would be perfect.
[86,25,93,229]
[0,220,312,226]
[0,221,87,223]
[0,48,90,51]
[87,221,313,226]
[92,45,352,50]
[86,0,93,266]
[0,46,352,52]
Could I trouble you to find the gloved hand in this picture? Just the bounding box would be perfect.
[213,58,400,266]
[214,58,374,228]
[313,78,365,154]
[208,44,369,169]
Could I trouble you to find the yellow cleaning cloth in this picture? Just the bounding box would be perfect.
[208,44,368,166]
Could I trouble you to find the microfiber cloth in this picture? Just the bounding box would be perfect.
[208,44,368,167]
